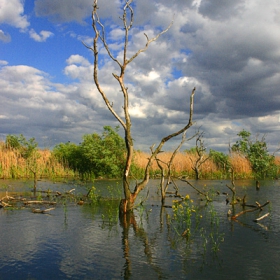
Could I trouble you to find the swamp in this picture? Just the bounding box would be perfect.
[0,178,279,279]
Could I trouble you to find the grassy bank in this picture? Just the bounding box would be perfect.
[132,151,280,179]
[0,141,279,180]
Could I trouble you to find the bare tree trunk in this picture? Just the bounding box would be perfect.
[155,131,190,204]
[89,1,195,213]
[190,131,209,180]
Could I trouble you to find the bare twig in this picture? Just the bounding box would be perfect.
[32,208,55,214]
[231,201,270,220]
[253,212,270,222]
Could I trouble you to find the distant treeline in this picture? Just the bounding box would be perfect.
[0,127,279,180]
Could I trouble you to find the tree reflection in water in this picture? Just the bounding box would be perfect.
[119,211,163,279]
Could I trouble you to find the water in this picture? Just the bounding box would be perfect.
[0,179,279,279]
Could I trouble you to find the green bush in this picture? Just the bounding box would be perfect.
[53,126,126,179]
[231,130,276,178]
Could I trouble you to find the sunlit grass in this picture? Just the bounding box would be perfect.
[1,140,279,179]
[133,150,259,179]
[0,141,76,179]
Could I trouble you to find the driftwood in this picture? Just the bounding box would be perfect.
[66,188,75,194]
[231,201,270,220]
[32,207,55,214]
[1,192,15,201]
[253,213,270,222]
[37,189,75,196]
[178,178,211,201]
[0,201,12,208]
[24,201,57,205]
[226,184,237,204]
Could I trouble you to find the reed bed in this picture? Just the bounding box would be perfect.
[133,151,218,175]
[0,140,279,180]
[0,142,75,179]
[133,151,256,179]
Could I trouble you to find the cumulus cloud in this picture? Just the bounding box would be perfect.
[1,0,280,153]
[29,29,54,42]
[34,0,93,23]
[0,30,11,43]
[34,0,174,25]
[0,64,101,146]
[0,0,29,30]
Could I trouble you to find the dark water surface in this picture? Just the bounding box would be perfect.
[0,179,279,280]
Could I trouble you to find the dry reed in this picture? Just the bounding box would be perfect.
[1,140,279,179]
[132,150,276,179]
[133,151,219,178]
[0,141,75,179]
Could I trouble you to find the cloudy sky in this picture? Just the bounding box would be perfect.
[1,0,280,154]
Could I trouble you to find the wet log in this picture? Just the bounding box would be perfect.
[24,201,57,205]
[1,194,15,201]
[0,201,12,207]
[253,213,270,222]
[66,188,75,194]
[231,201,270,220]
[32,207,55,214]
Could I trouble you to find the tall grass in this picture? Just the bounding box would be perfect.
[0,140,279,180]
[132,150,280,179]
[0,141,76,179]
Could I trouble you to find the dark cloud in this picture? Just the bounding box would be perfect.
[198,0,245,21]
[34,0,123,24]
[34,0,92,23]
[1,0,280,154]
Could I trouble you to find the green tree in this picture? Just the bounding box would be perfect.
[231,130,276,178]
[80,126,126,178]
[5,134,38,159]
[209,149,231,173]
[5,134,40,189]
[53,126,126,179]
[5,134,21,150]
[53,142,81,173]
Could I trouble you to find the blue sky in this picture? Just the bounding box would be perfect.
[1,0,280,154]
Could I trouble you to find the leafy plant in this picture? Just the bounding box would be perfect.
[5,134,38,159]
[209,149,231,173]
[53,126,126,179]
[231,130,276,178]
[5,134,41,188]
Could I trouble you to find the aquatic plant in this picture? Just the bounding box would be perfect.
[170,196,224,255]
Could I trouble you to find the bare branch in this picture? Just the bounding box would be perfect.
[134,88,196,196]
[126,20,174,65]
[91,1,126,129]
[123,0,134,30]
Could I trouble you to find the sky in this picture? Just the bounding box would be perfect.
[0,0,280,154]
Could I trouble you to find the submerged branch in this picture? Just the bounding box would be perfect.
[253,212,270,222]
[178,178,211,201]
[24,201,57,205]
[231,201,270,220]
[32,207,55,214]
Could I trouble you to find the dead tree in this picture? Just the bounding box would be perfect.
[88,1,195,213]
[190,131,209,179]
[155,131,187,205]
[226,168,237,205]
[231,201,270,220]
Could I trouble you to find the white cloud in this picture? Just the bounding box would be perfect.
[1,0,280,154]
[0,60,8,66]
[66,55,90,66]
[29,29,54,42]
[0,30,11,42]
[0,0,29,30]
